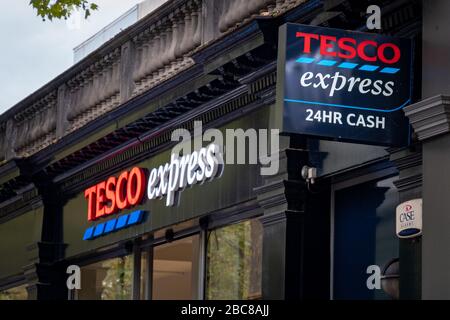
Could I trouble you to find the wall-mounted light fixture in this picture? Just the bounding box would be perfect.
[381,258,399,300]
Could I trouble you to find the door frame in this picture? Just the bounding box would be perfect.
[329,167,398,299]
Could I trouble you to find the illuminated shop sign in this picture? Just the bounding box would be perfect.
[82,143,223,240]
[84,167,146,221]
[277,23,413,146]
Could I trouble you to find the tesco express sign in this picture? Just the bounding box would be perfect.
[278,23,413,147]
[84,143,224,221]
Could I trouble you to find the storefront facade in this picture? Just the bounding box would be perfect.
[2,0,447,300]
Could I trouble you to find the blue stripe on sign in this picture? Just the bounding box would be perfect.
[380,67,400,74]
[104,218,117,234]
[83,227,95,240]
[83,211,148,240]
[93,223,105,237]
[338,62,358,69]
[296,57,315,64]
[317,59,337,66]
[128,210,144,226]
[284,98,411,113]
[359,64,379,72]
[116,214,129,230]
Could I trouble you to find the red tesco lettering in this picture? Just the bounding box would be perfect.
[295,32,401,64]
[84,167,146,221]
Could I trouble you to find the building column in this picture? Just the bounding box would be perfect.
[389,145,422,299]
[404,95,450,299]
[24,174,67,300]
[255,136,330,299]
[24,243,67,300]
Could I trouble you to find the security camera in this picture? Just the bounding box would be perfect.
[301,165,317,184]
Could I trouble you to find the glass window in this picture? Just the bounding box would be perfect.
[206,218,263,300]
[333,176,399,300]
[0,284,28,300]
[78,255,133,300]
[152,235,200,300]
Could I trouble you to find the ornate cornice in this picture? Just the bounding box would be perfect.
[404,95,450,141]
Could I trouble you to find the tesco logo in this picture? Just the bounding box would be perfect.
[84,167,146,221]
[296,32,401,64]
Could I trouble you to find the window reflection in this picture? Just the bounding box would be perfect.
[0,284,28,300]
[78,255,132,300]
[206,218,263,300]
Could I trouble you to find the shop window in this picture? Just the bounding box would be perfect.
[78,255,133,300]
[0,284,28,300]
[206,218,263,300]
[333,176,399,300]
[152,235,201,300]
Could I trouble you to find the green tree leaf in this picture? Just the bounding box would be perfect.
[29,0,98,21]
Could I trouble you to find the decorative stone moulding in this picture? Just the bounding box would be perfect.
[131,0,202,96]
[404,95,450,141]
[66,49,121,134]
[13,91,58,157]
[218,0,306,33]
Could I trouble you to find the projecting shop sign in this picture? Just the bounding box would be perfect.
[277,23,413,146]
[396,199,422,239]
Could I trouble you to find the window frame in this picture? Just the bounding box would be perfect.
[0,280,29,300]
[67,199,263,300]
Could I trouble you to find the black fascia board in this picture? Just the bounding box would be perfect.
[0,160,20,184]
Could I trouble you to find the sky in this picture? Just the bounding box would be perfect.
[0,0,144,115]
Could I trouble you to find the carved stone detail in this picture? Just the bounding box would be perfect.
[13,92,57,157]
[65,49,121,134]
[131,1,202,96]
[217,0,307,33]
[404,95,450,141]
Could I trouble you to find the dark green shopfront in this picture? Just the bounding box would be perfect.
[2,0,449,300]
